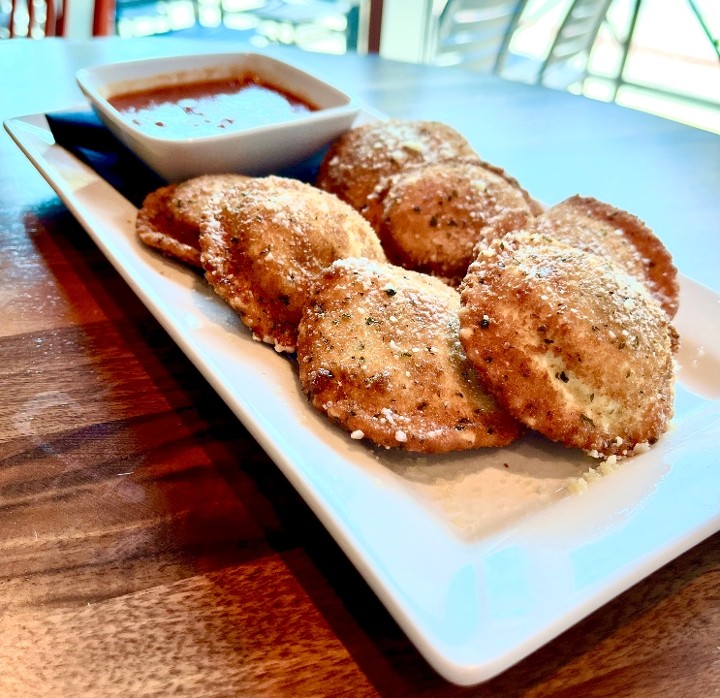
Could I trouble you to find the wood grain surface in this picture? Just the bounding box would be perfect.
[1,37,719,697]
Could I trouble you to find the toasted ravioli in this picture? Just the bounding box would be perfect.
[533,196,678,318]
[199,176,386,353]
[459,234,677,459]
[297,258,521,453]
[379,159,543,285]
[475,197,679,318]
[316,119,477,228]
[136,173,252,267]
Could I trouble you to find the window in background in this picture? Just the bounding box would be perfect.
[115,0,365,55]
[585,0,720,133]
[376,0,719,133]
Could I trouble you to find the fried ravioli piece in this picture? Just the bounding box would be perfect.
[316,119,477,228]
[479,195,679,318]
[136,173,252,267]
[379,159,543,285]
[297,258,521,453]
[459,234,677,459]
[537,196,679,318]
[199,176,386,353]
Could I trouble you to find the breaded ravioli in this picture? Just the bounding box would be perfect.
[316,119,477,228]
[535,196,679,318]
[136,173,252,267]
[378,159,543,285]
[199,176,386,353]
[479,195,679,318]
[297,258,521,453]
[459,234,677,459]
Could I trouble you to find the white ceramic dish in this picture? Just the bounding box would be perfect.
[5,109,720,686]
[76,52,360,182]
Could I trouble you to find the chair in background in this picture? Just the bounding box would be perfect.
[531,0,614,90]
[5,0,66,36]
[4,0,116,37]
[425,0,620,94]
[424,0,529,72]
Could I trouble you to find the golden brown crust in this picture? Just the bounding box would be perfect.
[316,119,477,229]
[458,234,676,459]
[535,196,679,318]
[378,158,542,285]
[136,174,253,267]
[297,258,521,453]
[198,176,386,353]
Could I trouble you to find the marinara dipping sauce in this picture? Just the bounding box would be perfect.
[108,74,318,138]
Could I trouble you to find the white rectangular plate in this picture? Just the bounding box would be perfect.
[5,110,720,687]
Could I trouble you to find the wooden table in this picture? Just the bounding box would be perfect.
[1,37,718,696]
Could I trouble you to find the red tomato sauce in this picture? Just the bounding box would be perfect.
[108,74,318,138]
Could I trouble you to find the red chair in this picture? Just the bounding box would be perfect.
[6,0,116,37]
